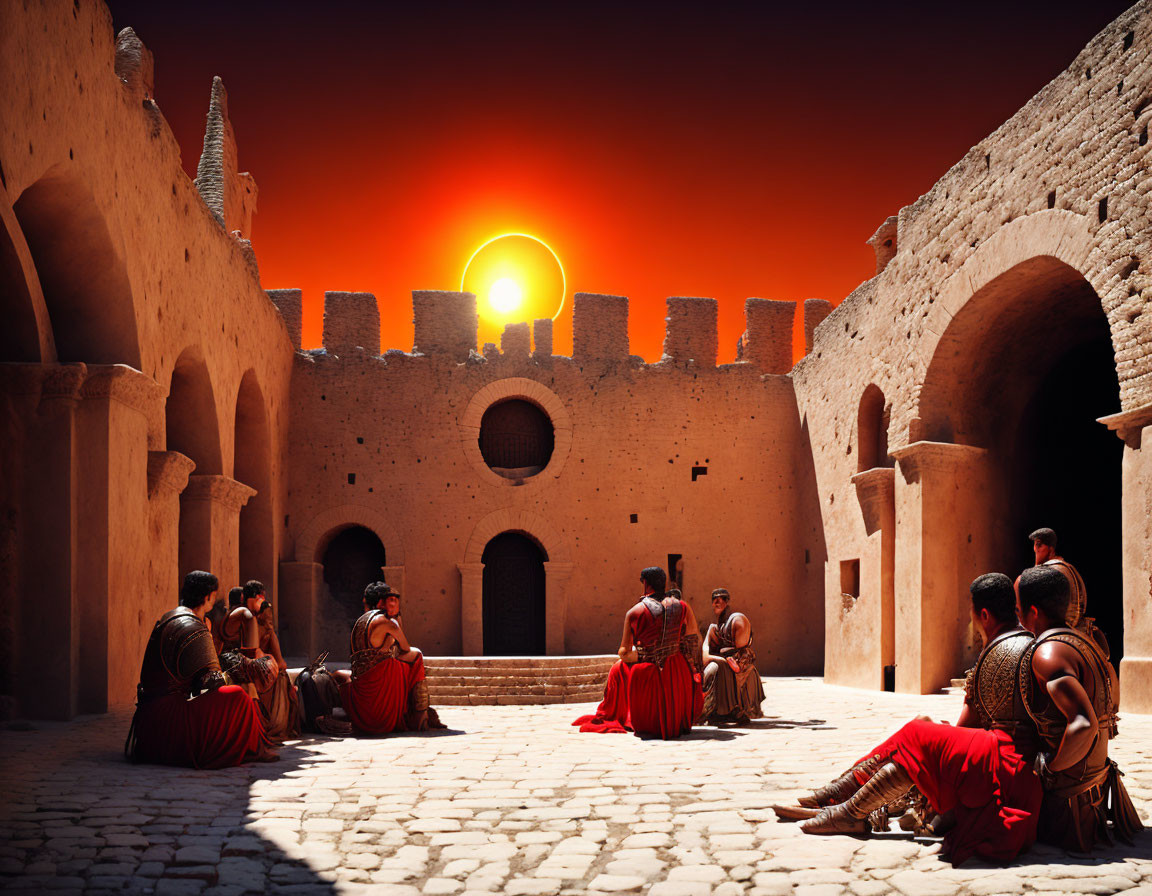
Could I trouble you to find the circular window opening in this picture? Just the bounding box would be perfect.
[479,399,555,479]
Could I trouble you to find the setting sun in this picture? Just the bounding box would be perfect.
[489,277,523,314]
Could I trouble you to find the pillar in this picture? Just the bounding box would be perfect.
[891,441,989,694]
[851,467,896,689]
[458,562,485,655]
[543,561,575,655]
[179,474,256,590]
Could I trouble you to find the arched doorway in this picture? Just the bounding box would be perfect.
[920,255,1122,667]
[234,371,273,592]
[320,526,387,660]
[482,532,546,655]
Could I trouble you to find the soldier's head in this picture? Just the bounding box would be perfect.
[640,566,667,597]
[363,581,391,612]
[1029,527,1058,565]
[242,580,266,611]
[711,588,731,618]
[180,570,220,610]
[969,573,1016,640]
[1016,565,1070,634]
[227,586,244,609]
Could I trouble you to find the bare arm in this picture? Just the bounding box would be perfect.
[618,605,639,663]
[955,702,981,729]
[263,625,287,672]
[681,601,703,671]
[1033,643,1098,771]
[370,615,421,664]
[702,624,719,665]
[230,607,263,654]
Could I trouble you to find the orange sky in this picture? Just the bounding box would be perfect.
[109,0,1134,363]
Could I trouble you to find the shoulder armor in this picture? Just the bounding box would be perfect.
[971,628,1033,730]
[158,608,221,683]
[350,609,384,653]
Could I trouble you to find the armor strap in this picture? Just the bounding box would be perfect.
[410,679,430,712]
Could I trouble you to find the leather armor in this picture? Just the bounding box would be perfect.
[964,627,1038,756]
[136,607,225,701]
[636,596,686,668]
[349,609,400,678]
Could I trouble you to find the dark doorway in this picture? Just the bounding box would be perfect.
[482,532,546,655]
[1011,338,1123,662]
[320,526,386,660]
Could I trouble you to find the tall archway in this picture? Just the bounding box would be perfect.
[857,384,890,472]
[482,532,546,655]
[0,194,53,362]
[319,525,387,660]
[920,255,1122,661]
[234,370,273,593]
[13,166,140,368]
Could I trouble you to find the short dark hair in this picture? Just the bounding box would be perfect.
[180,570,219,609]
[242,580,266,600]
[711,588,731,603]
[1018,565,1070,625]
[364,581,395,609]
[1029,527,1057,549]
[228,586,244,608]
[640,567,667,596]
[969,573,1016,625]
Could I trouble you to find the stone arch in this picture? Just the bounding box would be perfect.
[0,183,54,362]
[165,346,223,475]
[295,504,406,566]
[12,164,140,368]
[458,377,574,486]
[857,384,890,472]
[234,369,274,590]
[895,209,1124,690]
[462,508,571,565]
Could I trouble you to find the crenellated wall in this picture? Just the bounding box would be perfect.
[280,291,825,669]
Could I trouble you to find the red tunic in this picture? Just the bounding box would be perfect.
[574,598,703,739]
[131,686,266,769]
[340,653,426,735]
[862,719,1042,865]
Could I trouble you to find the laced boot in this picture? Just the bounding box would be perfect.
[800,761,913,835]
[798,755,883,808]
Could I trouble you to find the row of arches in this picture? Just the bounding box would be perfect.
[1,166,280,717]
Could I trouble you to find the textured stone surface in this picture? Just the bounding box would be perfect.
[1,679,1149,894]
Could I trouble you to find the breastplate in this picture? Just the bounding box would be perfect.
[967,628,1037,751]
[1021,627,1116,781]
[350,609,384,653]
[636,597,685,666]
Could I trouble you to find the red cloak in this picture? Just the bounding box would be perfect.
[340,653,426,735]
[130,685,266,769]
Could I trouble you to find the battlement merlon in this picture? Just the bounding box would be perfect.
[804,299,834,354]
[533,319,554,358]
[412,290,477,362]
[573,293,629,362]
[662,296,718,366]
[323,291,380,356]
[267,289,303,350]
[501,322,531,358]
[194,76,258,240]
[738,299,795,374]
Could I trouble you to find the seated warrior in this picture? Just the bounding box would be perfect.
[217,580,299,739]
[334,581,444,734]
[575,566,704,739]
[1024,527,1109,656]
[782,573,1043,865]
[125,570,276,768]
[699,588,764,724]
[1017,565,1142,850]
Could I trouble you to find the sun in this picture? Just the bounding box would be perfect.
[489,277,523,314]
[460,232,566,328]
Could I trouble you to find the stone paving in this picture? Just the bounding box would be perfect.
[2,677,1151,896]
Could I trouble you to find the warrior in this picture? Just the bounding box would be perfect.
[1025,527,1108,655]
[699,588,764,724]
[333,581,444,734]
[574,566,704,739]
[125,570,276,768]
[783,573,1043,865]
[217,580,299,740]
[1017,565,1142,851]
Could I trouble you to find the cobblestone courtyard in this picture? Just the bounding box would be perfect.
[2,678,1150,896]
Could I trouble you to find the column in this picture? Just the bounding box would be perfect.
[278,560,323,658]
[890,441,989,694]
[543,561,575,655]
[851,466,896,689]
[458,562,485,655]
[179,474,256,590]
